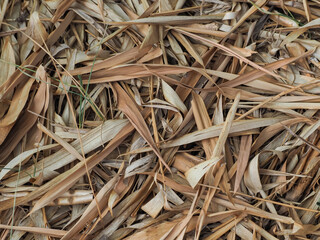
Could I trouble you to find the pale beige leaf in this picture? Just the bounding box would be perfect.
[161,80,187,115]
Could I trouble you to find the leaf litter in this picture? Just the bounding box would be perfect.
[0,0,320,239]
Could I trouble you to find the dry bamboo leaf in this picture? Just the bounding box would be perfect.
[141,187,165,218]
[72,8,105,35]
[251,118,309,152]
[111,15,224,25]
[112,82,170,171]
[234,135,252,193]
[30,190,93,206]
[137,47,162,63]
[224,43,257,57]
[243,220,278,240]
[0,77,34,128]
[0,224,67,238]
[167,32,188,66]
[121,5,149,36]
[142,172,196,194]
[186,93,240,188]
[212,92,240,157]
[80,64,192,84]
[0,144,58,181]
[163,212,194,240]
[0,79,47,161]
[0,116,141,212]
[303,0,312,22]
[171,30,204,66]
[293,119,320,147]
[226,0,268,37]
[173,25,235,39]
[244,154,282,220]
[67,46,152,75]
[185,156,222,189]
[177,29,300,80]
[261,7,299,27]
[37,122,84,161]
[3,119,128,187]
[218,50,314,89]
[28,12,49,51]
[124,218,182,240]
[281,18,320,47]
[61,174,121,240]
[213,196,295,224]
[0,11,75,100]
[191,92,215,157]
[244,154,263,195]
[75,85,105,116]
[141,25,159,48]
[163,117,288,148]
[244,102,320,110]
[0,36,15,87]
[173,47,216,103]
[125,154,154,178]
[0,0,9,30]
[52,0,76,22]
[204,213,247,240]
[1,111,148,230]
[108,190,119,216]
[56,49,77,95]
[161,80,187,115]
